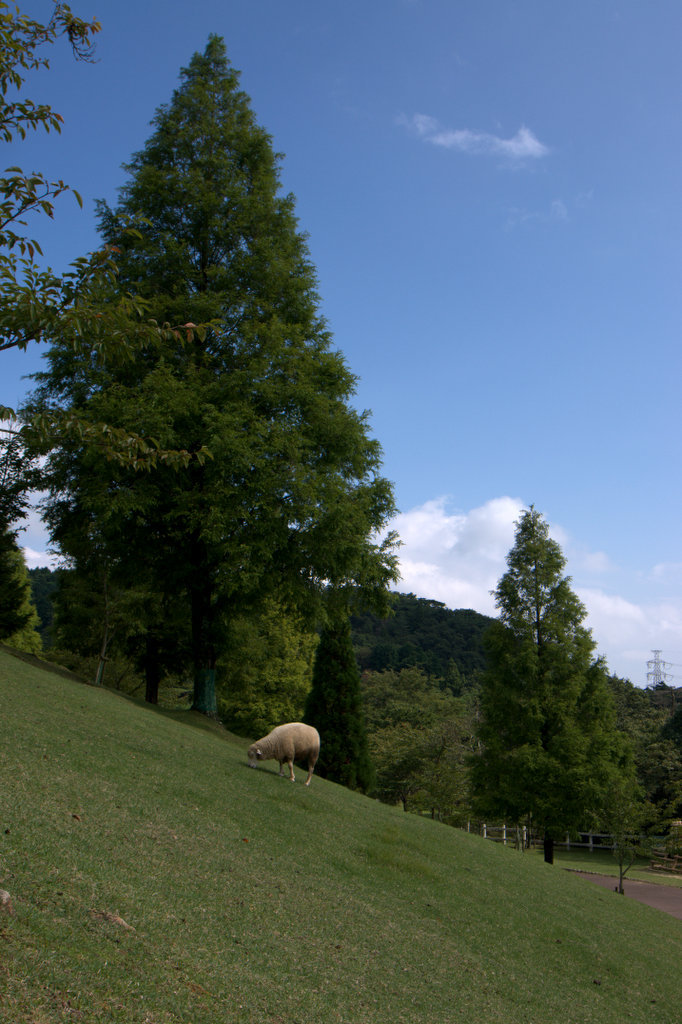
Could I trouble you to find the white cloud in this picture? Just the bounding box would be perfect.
[17,500,59,570]
[22,546,59,570]
[505,198,570,229]
[650,561,682,582]
[579,550,612,574]
[575,189,594,208]
[389,495,524,614]
[403,114,549,161]
[388,496,682,686]
[577,588,682,683]
[550,199,568,221]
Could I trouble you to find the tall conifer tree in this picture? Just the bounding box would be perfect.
[471,507,636,863]
[2,545,42,654]
[33,37,397,713]
[305,615,374,792]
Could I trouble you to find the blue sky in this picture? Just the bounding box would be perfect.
[4,1,682,686]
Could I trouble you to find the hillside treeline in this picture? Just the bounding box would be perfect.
[351,593,492,687]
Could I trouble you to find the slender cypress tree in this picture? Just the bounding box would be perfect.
[471,507,635,863]
[0,528,32,641]
[33,37,397,713]
[0,430,37,643]
[2,544,42,654]
[305,616,374,792]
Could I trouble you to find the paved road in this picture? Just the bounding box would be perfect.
[576,871,682,921]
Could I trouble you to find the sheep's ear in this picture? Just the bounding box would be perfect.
[256,748,263,758]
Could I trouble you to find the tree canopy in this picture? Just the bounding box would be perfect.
[362,666,475,820]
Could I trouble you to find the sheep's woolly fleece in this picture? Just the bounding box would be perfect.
[247,722,320,786]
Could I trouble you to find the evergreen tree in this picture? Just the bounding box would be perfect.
[305,616,374,792]
[1,540,41,652]
[31,37,398,713]
[0,427,37,642]
[471,507,637,863]
[0,527,31,640]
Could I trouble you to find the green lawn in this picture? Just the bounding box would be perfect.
[1,646,681,1023]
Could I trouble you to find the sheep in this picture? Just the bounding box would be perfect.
[247,722,320,786]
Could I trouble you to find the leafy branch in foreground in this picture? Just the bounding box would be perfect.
[0,3,210,467]
[0,2,100,279]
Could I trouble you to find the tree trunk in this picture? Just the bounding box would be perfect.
[192,666,217,716]
[543,833,554,865]
[189,557,217,717]
[94,573,110,687]
[144,635,160,705]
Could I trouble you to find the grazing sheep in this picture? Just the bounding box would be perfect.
[247,723,320,786]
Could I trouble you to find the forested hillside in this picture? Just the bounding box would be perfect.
[352,592,494,688]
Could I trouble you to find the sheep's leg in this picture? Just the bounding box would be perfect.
[287,759,295,782]
[305,767,313,787]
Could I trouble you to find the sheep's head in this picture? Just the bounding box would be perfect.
[247,744,263,768]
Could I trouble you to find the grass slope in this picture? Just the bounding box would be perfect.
[1,647,681,1024]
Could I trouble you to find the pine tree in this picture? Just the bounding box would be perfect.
[471,507,636,863]
[33,37,398,713]
[305,616,374,792]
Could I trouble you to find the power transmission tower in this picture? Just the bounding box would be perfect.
[647,650,678,715]
[647,650,673,687]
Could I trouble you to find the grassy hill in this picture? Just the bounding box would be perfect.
[1,647,681,1023]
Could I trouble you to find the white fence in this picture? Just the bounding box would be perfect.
[470,824,633,851]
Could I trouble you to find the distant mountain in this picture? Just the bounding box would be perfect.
[351,592,495,691]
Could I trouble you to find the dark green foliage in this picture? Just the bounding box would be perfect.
[644,683,682,716]
[635,737,682,830]
[28,567,58,647]
[0,430,39,645]
[218,596,316,737]
[305,616,374,792]
[608,674,682,830]
[662,704,682,747]
[0,529,33,641]
[471,508,638,860]
[0,430,37,529]
[362,667,475,821]
[351,592,493,686]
